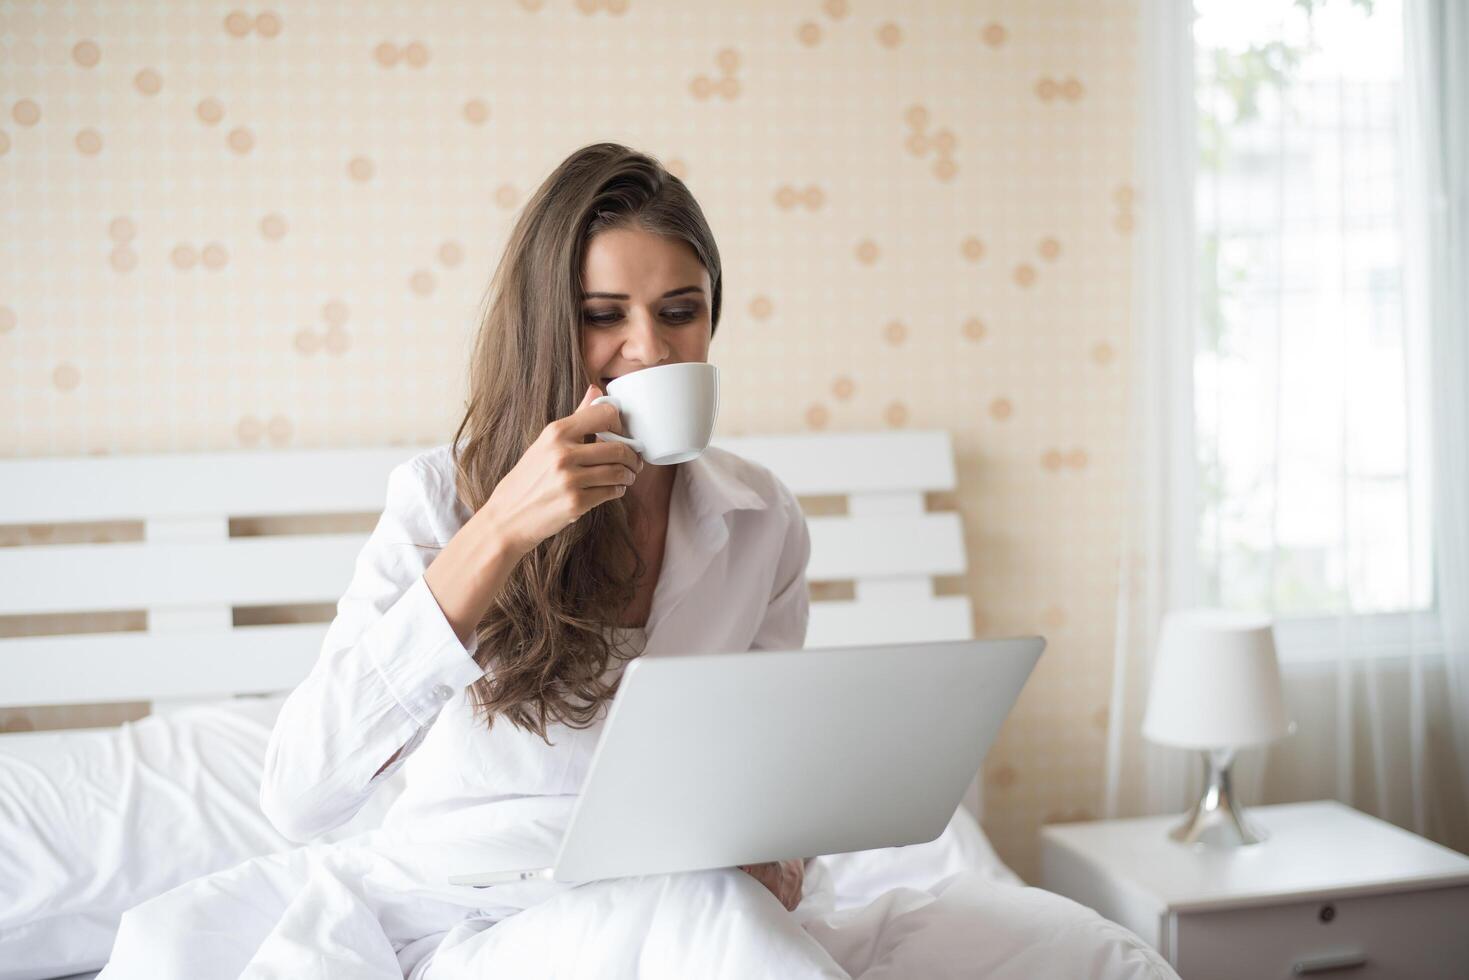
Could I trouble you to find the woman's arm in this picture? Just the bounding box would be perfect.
[260,394,638,842]
[370,523,521,779]
[258,456,521,842]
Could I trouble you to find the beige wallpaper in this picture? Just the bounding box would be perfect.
[0,0,1136,882]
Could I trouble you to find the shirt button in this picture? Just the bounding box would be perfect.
[432,684,453,701]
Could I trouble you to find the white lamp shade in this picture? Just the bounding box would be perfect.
[1141,609,1293,749]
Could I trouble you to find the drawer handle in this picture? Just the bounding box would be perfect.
[1292,951,1368,974]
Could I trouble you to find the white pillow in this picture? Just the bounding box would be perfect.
[0,698,404,980]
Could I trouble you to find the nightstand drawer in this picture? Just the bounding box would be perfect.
[1170,884,1469,979]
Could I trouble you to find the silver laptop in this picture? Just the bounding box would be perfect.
[448,636,1044,888]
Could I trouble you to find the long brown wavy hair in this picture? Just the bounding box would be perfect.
[448,142,723,742]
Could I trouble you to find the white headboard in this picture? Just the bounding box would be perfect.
[0,431,972,712]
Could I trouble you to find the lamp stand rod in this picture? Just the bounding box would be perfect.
[1169,747,1268,847]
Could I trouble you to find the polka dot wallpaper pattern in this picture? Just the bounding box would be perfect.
[0,0,1136,881]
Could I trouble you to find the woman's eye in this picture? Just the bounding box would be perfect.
[582,309,698,325]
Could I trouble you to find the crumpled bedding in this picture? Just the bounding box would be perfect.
[0,698,402,980]
[0,700,1178,980]
[97,797,1176,980]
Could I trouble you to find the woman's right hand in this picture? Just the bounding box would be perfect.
[738,859,805,912]
[483,384,643,556]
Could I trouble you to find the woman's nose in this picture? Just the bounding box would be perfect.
[622,313,670,365]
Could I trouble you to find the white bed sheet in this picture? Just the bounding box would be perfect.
[0,698,405,980]
[0,699,1174,980]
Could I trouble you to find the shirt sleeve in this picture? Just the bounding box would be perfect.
[258,456,488,843]
[749,481,812,652]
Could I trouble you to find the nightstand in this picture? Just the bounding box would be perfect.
[1040,800,1469,979]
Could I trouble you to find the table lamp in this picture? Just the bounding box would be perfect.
[1141,609,1294,847]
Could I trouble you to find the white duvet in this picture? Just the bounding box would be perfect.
[1,701,1178,980]
[98,798,1174,980]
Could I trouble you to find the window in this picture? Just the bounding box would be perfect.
[1192,0,1433,630]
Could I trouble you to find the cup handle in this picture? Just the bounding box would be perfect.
[590,395,644,454]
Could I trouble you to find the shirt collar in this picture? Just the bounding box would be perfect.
[641,447,768,641]
[679,446,770,524]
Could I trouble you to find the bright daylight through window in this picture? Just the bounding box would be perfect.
[1193,0,1432,621]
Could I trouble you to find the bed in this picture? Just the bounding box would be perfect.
[0,432,1175,979]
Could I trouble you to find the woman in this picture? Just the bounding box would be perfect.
[260,139,811,916]
[99,143,841,979]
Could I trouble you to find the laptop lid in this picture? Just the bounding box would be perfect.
[549,636,1044,884]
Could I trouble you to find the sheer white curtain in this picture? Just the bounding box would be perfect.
[1101,0,1198,821]
[1404,0,1469,838]
[1103,0,1469,854]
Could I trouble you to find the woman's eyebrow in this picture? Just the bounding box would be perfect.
[583,285,703,300]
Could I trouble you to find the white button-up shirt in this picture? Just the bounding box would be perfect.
[259,443,811,843]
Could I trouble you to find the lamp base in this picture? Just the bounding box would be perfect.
[1169,748,1268,847]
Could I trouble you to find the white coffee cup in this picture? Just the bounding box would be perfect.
[591,362,720,465]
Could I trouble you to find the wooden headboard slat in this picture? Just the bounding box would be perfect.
[1,431,973,711]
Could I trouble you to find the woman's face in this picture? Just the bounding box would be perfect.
[580,226,712,392]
